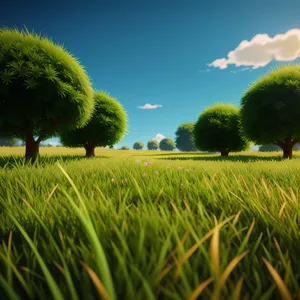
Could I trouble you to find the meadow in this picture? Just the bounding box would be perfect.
[0,147,300,300]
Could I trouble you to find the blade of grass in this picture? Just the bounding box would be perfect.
[174,215,235,279]
[80,261,110,300]
[8,215,64,300]
[0,273,21,300]
[187,277,214,300]
[212,251,248,300]
[262,257,293,300]
[57,164,116,300]
[210,217,220,278]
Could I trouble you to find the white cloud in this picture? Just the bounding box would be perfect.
[208,29,300,70]
[152,133,165,142]
[137,103,162,109]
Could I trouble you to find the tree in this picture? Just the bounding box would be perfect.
[259,143,300,152]
[240,65,300,159]
[175,122,197,151]
[159,138,175,151]
[258,144,281,152]
[293,143,300,151]
[0,137,18,146]
[0,28,94,161]
[193,104,249,156]
[120,146,129,150]
[59,91,127,157]
[133,141,144,150]
[147,139,159,150]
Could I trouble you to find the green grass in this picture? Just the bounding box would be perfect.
[0,147,300,299]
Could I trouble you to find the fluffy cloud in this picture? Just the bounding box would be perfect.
[208,29,300,70]
[152,133,166,142]
[137,103,162,109]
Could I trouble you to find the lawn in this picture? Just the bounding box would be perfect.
[0,147,299,300]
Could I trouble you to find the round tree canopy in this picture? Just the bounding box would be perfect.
[240,65,300,158]
[120,146,129,150]
[133,141,144,150]
[159,138,175,151]
[147,139,159,150]
[59,91,127,150]
[0,137,18,146]
[0,28,94,140]
[241,65,300,145]
[193,103,249,156]
[175,122,197,151]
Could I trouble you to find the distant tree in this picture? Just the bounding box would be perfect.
[40,142,53,147]
[258,144,281,152]
[193,104,250,156]
[0,28,94,161]
[175,122,197,151]
[0,137,18,146]
[60,91,127,157]
[109,145,114,149]
[293,143,300,150]
[240,65,300,159]
[147,140,159,150]
[159,138,176,151]
[259,143,300,152]
[133,141,144,150]
[120,146,130,150]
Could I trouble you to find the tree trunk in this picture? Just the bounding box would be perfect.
[282,144,293,159]
[220,151,229,157]
[25,135,40,161]
[85,144,96,157]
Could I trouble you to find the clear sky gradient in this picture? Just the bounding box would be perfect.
[1,0,300,148]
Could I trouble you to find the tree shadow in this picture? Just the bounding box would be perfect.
[0,155,109,169]
[134,152,208,157]
[156,154,290,163]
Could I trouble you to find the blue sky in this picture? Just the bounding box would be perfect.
[2,0,300,149]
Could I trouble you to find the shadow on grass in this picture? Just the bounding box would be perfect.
[157,154,289,163]
[134,152,209,157]
[0,155,109,169]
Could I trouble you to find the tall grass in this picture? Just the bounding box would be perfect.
[0,147,300,299]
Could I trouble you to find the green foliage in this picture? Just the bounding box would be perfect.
[240,64,300,158]
[259,143,300,152]
[147,139,159,150]
[193,103,250,156]
[0,137,17,146]
[293,143,300,150]
[175,122,197,151]
[0,27,94,159]
[133,141,144,150]
[59,91,127,155]
[258,144,281,152]
[159,138,175,151]
[120,146,129,150]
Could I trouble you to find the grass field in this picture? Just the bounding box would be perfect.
[0,147,300,300]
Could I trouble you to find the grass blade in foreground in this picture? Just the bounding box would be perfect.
[7,215,64,300]
[262,257,293,300]
[56,163,116,300]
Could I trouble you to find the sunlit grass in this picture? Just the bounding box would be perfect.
[0,147,300,299]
